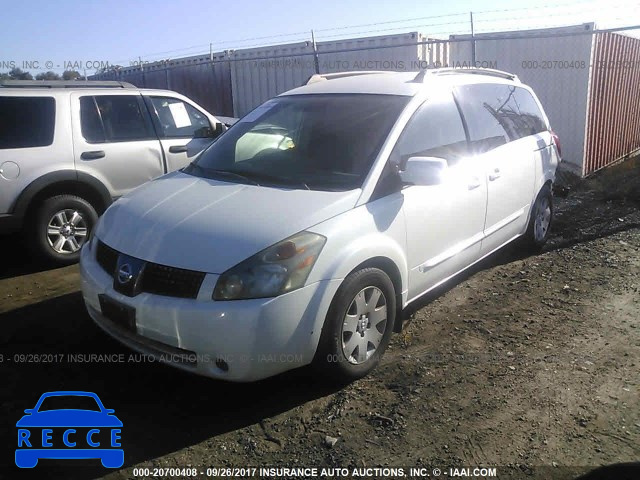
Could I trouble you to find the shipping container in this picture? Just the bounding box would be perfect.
[450,24,596,174]
[449,23,640,176]
[585,32,640,174]
[91,53,234,116]
[229,32,449,117]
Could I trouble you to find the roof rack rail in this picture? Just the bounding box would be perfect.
[0,80,137,89]
[306,71,394,85]
[423,68,519,82]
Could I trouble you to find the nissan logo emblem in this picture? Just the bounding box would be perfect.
[117,264,134,284]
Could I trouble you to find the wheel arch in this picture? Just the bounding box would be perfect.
[345,256,405,333]
[12,170,112,220]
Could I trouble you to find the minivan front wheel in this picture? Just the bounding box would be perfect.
[30,195,98,264]
[314,268,396,382]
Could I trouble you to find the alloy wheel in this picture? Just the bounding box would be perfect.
[46,209,88,254]
[341,286,388,364]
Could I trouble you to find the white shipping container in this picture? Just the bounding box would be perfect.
[449,24,595,173]
[229,32,450,117]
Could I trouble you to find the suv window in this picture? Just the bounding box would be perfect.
[0,96,55,149]
[389,93,469,166]
[149,97,211,138]
[80,96,106,143]
[80,95,154,143]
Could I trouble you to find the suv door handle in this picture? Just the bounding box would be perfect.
[468,176,482,190]
[488,168,501,181]
[80,150,105,160]
[169,145,188,153]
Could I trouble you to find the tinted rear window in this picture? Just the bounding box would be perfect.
[92,95,155,142]
[455,84,548,154]
[0,96,55,149]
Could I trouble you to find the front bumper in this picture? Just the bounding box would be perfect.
[80,242,341,382]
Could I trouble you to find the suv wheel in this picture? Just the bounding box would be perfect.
[522,184,553,251]
[30,195,98,264]
[314,267,396,382]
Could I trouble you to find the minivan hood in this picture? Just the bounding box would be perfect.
[96,171,360,273]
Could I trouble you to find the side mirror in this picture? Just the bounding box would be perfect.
[399,156,448,186]
[104,409,115,414]
[24,409,34,414]
[194,125,222,139]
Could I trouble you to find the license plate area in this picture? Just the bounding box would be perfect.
[98,295,136,333]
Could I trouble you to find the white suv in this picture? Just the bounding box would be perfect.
[80,69,561,382]
[0,80,226,264]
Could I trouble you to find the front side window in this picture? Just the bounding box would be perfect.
[389,93,469,166]
[185,94,409,191]
[149,97,211,138]
[84,95,154,142]
[0,96,55,149]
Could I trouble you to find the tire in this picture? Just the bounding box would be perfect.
[29,194,99,265]
[522,184,553,251]
[313,267,396,383]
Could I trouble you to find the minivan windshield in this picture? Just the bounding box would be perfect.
[184,94,409,191]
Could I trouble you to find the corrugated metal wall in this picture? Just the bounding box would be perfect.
[449,24,595,174]
[92,32,449,118]
[228,41,316,118]
[584,32,640,175]
[90,25,640,177]
[92,54,234,116]
[229,32,449,117]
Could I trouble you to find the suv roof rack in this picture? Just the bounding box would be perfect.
[0,80,137,89]
[420,68,519,82]
[306,71,394,85]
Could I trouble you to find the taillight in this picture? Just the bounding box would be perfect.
[550,130,562,159]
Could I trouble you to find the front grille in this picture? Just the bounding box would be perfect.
[96,240,118,275]
[141,263,206,299]
[96,240,205,299]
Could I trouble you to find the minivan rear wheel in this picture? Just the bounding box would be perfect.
[30,195,98,265]
[522,184,553,251]
[313,268,396,382]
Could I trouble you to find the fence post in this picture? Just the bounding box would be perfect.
[139,56,146,87]
[470,12,476,65]
[311,30,320,74]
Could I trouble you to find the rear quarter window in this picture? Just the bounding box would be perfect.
[455,83,548,154]
[0,96,56,149]
[512,88,548,137]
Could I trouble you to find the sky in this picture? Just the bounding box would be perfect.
[1,0,639,74]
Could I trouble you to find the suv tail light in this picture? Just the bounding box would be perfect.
[550,130,562,159]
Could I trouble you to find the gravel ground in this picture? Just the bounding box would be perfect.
[0,157,638,480]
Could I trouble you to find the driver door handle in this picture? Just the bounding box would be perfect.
[488,168,501,181]
[80,150,105,160]
[169,145,188,153]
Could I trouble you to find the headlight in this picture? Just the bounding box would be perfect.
[213,232,326,300]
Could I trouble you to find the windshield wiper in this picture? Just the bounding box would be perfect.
[234,170,311,190]
[187,163,260,186]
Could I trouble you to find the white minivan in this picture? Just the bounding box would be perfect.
[80,69,561,382]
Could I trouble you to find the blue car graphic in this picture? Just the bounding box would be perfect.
[15,391,123,468]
